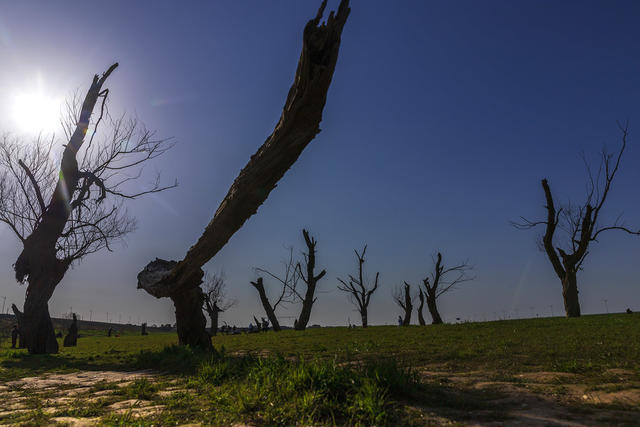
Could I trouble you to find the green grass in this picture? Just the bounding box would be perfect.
[0,312,639,425]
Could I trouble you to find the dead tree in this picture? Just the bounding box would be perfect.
[252,247,299,332]
[416,289,426,326]
[514,124,639,317]
[141,323,148,336]
[137,1,350,349]
[419,252,473,325]
[0,64,174,354]
[337,245,380,327]
[11,304,26,348]
[63,313,78,347]
[202,272,236,336]
[392,282,413,326]
[293,229,326,330]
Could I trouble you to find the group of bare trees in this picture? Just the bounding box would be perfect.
[393,253,474,326]
[251,229,327,332]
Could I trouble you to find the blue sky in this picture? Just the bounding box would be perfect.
[0,1,639,326]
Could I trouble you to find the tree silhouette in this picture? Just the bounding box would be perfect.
[337,245,380,327]
[0,64,174,353]
[514,124,639,317]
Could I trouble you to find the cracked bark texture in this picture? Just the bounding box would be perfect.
[138,0,350,348]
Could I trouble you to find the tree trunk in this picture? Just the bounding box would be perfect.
[417,291,426,326]
[208,308,220,336]
[251,278,281,331]
[19,266,65,354]
[562,271,581,317]
[138,258,211,350]
[426,293,443,325]
[295,284,316,331]
[402,284,412,326]
[171,286,212,350]
[361,309,368,328]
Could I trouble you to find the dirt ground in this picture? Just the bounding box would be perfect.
[0,368,639,425]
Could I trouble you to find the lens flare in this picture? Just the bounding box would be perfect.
[12,90,61,134]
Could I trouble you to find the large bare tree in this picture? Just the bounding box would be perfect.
[0,64,174,354]
[337,245,380,327]
[392,282,412,326]
[202,272,236,336]
[137,0,350,350]
[514,124,639,317]
[416,252,473,325]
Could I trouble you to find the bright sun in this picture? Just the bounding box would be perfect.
[12,90,61,134]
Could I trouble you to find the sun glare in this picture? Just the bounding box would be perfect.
[12,90,61,134]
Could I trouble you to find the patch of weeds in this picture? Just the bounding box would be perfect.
[552,359,598,374]
[53,398,106,417]
[121,378,157,400]
[91,379,119,392]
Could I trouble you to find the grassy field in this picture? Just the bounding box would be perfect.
[0,313,639,425]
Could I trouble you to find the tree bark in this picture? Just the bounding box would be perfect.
[137,258,211,350]
[417,290,426,326]
[361,309,368,328]
[426,292,443,325]
[562,271,581,318]
[251,278,281,331]
[171,286,212,350]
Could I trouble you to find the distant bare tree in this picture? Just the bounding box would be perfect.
[0,64,175,354]
[392,282,412,326]
[418,252,473,325]
[294,229,326,330]
[202,272,237,336]
[337,245,379,327]
[514,124,639,317]
[137,0,350,350]
[416,288,426,326]
[252,248,299,332]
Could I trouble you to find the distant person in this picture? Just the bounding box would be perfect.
[397,315,402,326]
[626,308,633,314]
[107,327,113,337]
[11,324,19,348]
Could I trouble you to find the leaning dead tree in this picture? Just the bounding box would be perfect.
[294,229,326,330]
[253,248,299,332]
[392,282,412,326]
[137,0,350,349]
[416,288,426,326]
[418,252,473,325]
[337,245,380,327]
[514,124,639,317]
[0,64,175,354]
[202,272,236,336]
